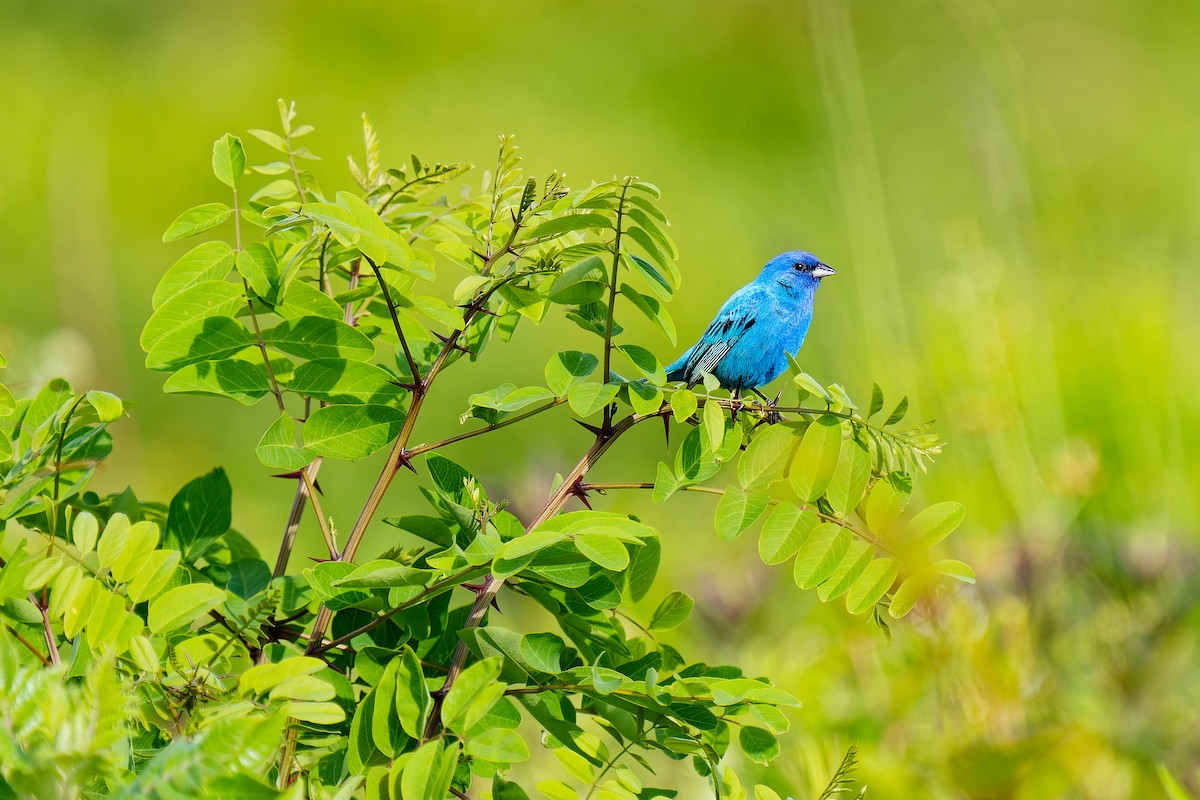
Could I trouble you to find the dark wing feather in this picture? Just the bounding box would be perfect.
[676,298,758,386]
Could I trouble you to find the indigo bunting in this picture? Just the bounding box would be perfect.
[665,250,835,397]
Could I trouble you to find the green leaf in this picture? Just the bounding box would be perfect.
[590,651,624,695]
[148,583,225,635]
[164,468,232,562]
[72,512,100,554]
[789,414,843,502]
[125,549,180,604]
[145,316,255,371]
[864,472,912,533]
[469,384,556,413]
[84,390,123,422]
[567,382,619,417]
[888,574,926,618]
[868,382,884,418]
[738,424,798,491]
[400,740,449,800]
[550,255,608,304]
[620,283,676,344]
[757,503,817,565]
[465,728,530,763]
[425,455,481,506]
[702,401,724,452]
[498,530,566,562]
[109,520,160,584]
[256,412,314,470]
[575,532,629,571]
[519,633,566,673]
[885,396,909,426]
[162,202,233,242]
[626,225,672,273]
[0,383,15,417]
[816,540,873,602]
[825,435,872,517]
[545,351,599,395]
[140,279,245,352]
[845,557,900,615]
[262,316,376,361]
[235,244,279,300]
[624,534,660,603]
[648,591,693,631]
[793,371,832,402]
[302,404,405,460]
[153,241,235,308]
[226,558,271,598]
[738,727,780,766]
[670,388,697,422]
[935,559,976,584]
[275,279,344,321]
[212,133,246,189]
[627,379,664,416]
[289,359,404,405]
[371,663,406,757]
[617,344,666,384]
[442,656,503,734]
[714,486,770,542]
[793,523,852,590]
[625,253,675,300]
[335,561,431,589]
[163,358,271,405]
[526,213,612,240]
[907,502,966,547]
[393,646,430,739]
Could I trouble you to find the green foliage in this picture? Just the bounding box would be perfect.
[0,104,970,799]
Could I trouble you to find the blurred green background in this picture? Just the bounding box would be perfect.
[2,0,1198,797]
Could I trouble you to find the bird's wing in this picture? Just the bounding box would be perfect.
[674,288,762,386]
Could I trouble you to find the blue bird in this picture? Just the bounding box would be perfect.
[665,250,835,400]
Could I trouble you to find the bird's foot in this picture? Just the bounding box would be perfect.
[752,388,784,425]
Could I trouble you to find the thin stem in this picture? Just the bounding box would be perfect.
[311,566,482,656]
[601,179,632,432]
[303,209,527,656]
[300,469,338,559]
[366,256,422,387]
[233,185,286,415]
[422,409,666,741]
[408,397,566,457]
[285,132,309,204]
[4,625,50,666]
[271,461,320,579]
[584,732,642,800]
[38,600,60,667]
[52,396,86,509]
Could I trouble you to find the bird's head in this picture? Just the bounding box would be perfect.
[759,250,836,291]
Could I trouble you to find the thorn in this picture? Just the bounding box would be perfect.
[388,380,418,392]
[662,414,671,448]
[460,583,501,611]
[271,470,306,480]
[306,555,336,564]
[573,419,605,437]
[567,479,593,510]
[395,450,419,474]
[432,332,471,355]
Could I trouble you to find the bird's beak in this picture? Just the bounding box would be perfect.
[812,263,836,278]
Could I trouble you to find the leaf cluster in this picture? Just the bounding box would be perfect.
[0,103,971,800]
